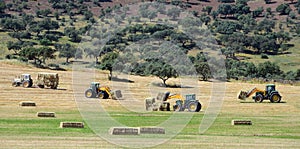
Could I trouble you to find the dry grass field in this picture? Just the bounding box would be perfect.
[1,60,300,148]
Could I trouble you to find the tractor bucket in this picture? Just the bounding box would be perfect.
[111,90,122,100]
[238,90,248,100]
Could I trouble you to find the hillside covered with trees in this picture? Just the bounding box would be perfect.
[1,0,300,85]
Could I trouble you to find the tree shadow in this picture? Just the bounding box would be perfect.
[151,82,194,88]
[110,76,135,83]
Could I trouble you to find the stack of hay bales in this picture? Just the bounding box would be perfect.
[36,72,59,89]
[145,92,170,111]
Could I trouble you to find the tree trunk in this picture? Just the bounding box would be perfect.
[66,57,69,63]
[163,79,167,87]
[95,56,99,64]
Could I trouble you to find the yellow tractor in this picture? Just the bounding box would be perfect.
[145,92,202,112]
[85,82,122,99]
[238,84,282,103]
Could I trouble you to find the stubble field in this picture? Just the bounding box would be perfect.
[0,60,300,148]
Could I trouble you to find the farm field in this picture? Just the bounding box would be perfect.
[0,60,300,148]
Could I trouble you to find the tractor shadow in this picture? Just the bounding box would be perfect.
[239,101,287,104]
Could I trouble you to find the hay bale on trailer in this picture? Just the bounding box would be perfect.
[36,72,59,89]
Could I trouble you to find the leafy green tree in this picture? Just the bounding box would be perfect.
[200,14,211,25]
[39,18,59,32]
[64,27,81,42]
[167,7,181,20]
[213,20,242,34]
[56,43,78,63]
[8,31,31,41]
[195,62,211,81]
[0,0,6,13]
[98,52,119,77]
[147,10,157,22]
[256,19,275,33]
[203,6,213,14]
[7,41,23,54]
[145,59,178,86]
[19,46,55,65]
[84,10,93,20]
[252,7,264,17]
[257,61,282,78]
[276,3,292,15]
[0,18,26,32]
[218,4,236,18]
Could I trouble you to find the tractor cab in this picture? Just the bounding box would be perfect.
[90,82,100,92]
[12,74,33,87]
[22,74,31,81]
[266,84,276,95]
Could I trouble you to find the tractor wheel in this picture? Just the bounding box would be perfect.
[187,101,200,112]
[22,81,30,88]
[270,93,281,103]
[173,100,183,111]
[254,94,264,103]
[195,102,202,112]
[98,91,109,99]
[85,89,95,98]
[173,104,181,111]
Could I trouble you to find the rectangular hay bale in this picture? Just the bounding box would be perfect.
[231,120,252,125]
[60,122,84,128]
[37,112,55,117]
[19,101,36,106]
[140,127,165,134]
[110,127,140,135]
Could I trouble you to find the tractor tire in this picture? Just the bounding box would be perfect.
[270,93,281,103]
[85,89,95,98]
[98,91,109,99]
[187,101,201,112]
[22,81,30,88]
[173,100,183,111]
[254,94,264,103]
[173,104,181,111]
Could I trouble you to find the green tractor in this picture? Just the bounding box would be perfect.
[85,82,122,99]
[238,84,282,103]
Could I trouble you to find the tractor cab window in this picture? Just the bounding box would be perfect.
[266,86,274,93]
[24,75,29,80]
[95,83,100,89]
